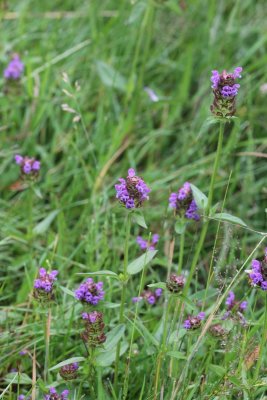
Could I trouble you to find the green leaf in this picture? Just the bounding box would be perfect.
[77,270,119,279]
[147,282,166,290]
[126,2,146,25]
[228,376,244,388]
[129,317,159,347]
[95,342,128,367]
[33,210,60,234]
[166,351,187,360]
[190,184,208,210]
[132,212,147,229]
[102,301,120,309]
[127,250,157,275]
[49,357,85,371]
[95,61,126,92]
[33,186,43,199]
[103,324,125,351]
[209,364,226,377]
[213,213,247,227]
[5,372,32,385]
[175,219,186,234]
[59,286,75,298]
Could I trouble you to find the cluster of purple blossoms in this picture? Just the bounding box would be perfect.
[210,67,242,117]
[59,362,79,381]
[18,396,27,400]
[136,234,159,251]
[15,155,41,179]
[169,182,200,221]
[75,278,104,305]
[81,311,106,346]
[248,249,267,291]
[132,288,162,305]
[33,268,58,302]
[44,388,69,400]
[4,54,24,80]
[183,312,206,330]
[222,291,247,323]
[115,168,150,209]
[166,274,185,294]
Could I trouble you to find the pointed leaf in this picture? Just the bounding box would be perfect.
[190,184,208,210]
[132,212,147,229]
[49,357,85,371]
[33,210,60,234]
[5,372,32,385]
[127,250,157,275]
[166,351,187,360]
[59,286,75,298]
[147,282,166,290]
[96,61,126,92]
[175,219,186,234]
[95,342,128,367]
[213,213,247,227]
[103,324,125,351]
[77,270,119,279]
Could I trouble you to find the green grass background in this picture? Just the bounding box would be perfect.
[1,0,267,399]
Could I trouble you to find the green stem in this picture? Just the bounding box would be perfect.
[44,308,51,383]
[254,294,267,381]
[122,238,151,399]
[178,231,185,274]
[184,121,225,295]
[114,213,131,389]
[153,296,173,399]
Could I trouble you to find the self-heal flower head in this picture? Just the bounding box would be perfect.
[210,67,243,117]
[44,387,69,400]
[169,182,200,221]
[209,324,228,338]
[136,233,159,251]
[14,154,41,180]
[166,274,185,294]
[222,291,247,324]
[115,168,150,209]
[132,288,163,306]
[33,268,58,303]
[81,311,106,346]
[59,362,79,380]
[247,250,267,291]
[183,312,206,330]
[75,278,104,305]
[4,54,24,80]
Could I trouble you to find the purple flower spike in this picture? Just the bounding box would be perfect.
[132,288,162,306]
[18,395,26,400]
[169,182,200,221]
[136,233,160,251]
[44,387,70,399]
[183,312,205,330]
[197,312,206,320]
[115,168,150,209]
[33,267,58,303]
[155,288,163,297]
[4,54,24,80]
[60,362,79,381]
[183,320,191,329]
[210,66,243,117]
[223,291,247,323]
[75,278,104,305]
[248,251,267,291]
[14,154,41,180]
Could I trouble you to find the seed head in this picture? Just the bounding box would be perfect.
[81,311,106,347]
[59,362,79,380]
[166,274,185,293]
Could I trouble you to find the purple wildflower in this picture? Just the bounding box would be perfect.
[136,233,159,251]
[75,278,104,305]
[33,268,58,303]
[169,182,200,221]
[19,350,28,356]
[4,54,24,80]
[81,311,106,346]
[210,67,243,117]
[59,362,79,380]
[44,387,69,400]
[222,291,247,323]
[18,396,26,400]
[248,250,267,291]
[14,154,41,180]
[115,168,150,209]
[183,313,206,330]
[132,288,162,306]
[166,274,185,293]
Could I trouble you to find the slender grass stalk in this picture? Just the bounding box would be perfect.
[114,213,132,389]
[178,222,185,274]
[254,294,267,381]
[153,295,173,400]
[44,308,51,383]
[185,121,225,294]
